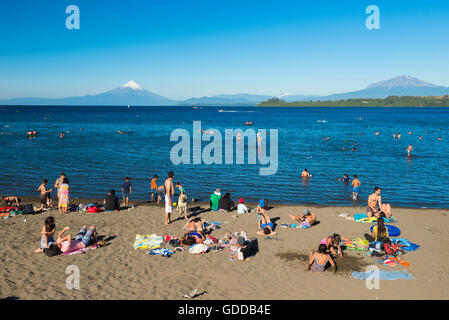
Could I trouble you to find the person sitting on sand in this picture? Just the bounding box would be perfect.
[235,236,253,261]
[320,233,343,259]
[307,244,336,272]
[301,168,312,178]
[56,225,97,253]
[209,189,221,211]
[1,195,21,207]
[237,198,250,214]
[364,217,390,243]
[290,209,316,227]
[103,189,120,212]
[257,200,277,236]
[34,216,56,253]
[218,192,235,212]
[367,187,392,218]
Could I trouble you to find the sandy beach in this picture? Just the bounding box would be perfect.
[1,199,448,300]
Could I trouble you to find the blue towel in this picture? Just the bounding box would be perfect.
[352,270,413,280]
[390,238,420,251]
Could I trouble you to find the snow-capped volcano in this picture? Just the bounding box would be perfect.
[121,80,142,90]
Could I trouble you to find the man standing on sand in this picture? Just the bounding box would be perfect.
[164,171,175,225]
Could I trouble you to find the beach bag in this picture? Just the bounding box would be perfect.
[44,244,61,257]
[23,204,35,214]
[87,206,100,213]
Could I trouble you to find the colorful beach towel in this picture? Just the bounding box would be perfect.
[352,270,413,280]
[133,234,164,250]
[354,213,397,223]
[62,243,100,255]
[390,238,420,251]
[341,237,369,251]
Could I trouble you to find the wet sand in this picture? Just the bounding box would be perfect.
[1,199,448,300]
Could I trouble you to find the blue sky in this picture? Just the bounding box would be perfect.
[0,0,448,100]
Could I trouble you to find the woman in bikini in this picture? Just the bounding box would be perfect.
[307,244,336,272]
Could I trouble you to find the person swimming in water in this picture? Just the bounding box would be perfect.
[406,144,413,156]
[301,169,312,178]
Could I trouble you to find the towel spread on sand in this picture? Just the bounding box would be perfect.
[341,237,369,251]
[148,248,174,257]
[133,234,163,250]
[352,270,413,280]
[62,243,100,255]
[353,213,397,223]
[390,238,420,251]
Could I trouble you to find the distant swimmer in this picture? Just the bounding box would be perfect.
[301,168,312,178]
[338,174,351,183]
[351,147,357,151]
[408,131,412,135]
[117,131,124,135]
[359,132,363,136]
[257,132,262,145]
[393,133,396,139]
[438,137,442,141]
[237,132,242,142]
[418,136,422,140]
[375,131,380,136]
[406,144,413,157]
[59,132,64,138]
[397,132,401,139]
[324,136,330,141]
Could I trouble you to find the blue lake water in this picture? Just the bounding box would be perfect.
[0,105,448,208]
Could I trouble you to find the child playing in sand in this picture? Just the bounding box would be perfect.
[237,198,249,214]
[58,178,69,213]
[122,177,132,207]
[352,175,361,199]
[320,233,343,259]
[34,216,56,252]
[38,179,53,211]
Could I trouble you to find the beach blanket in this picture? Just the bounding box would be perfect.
[62,243,100,256]
[148,248,174,257]
[279,222,311,229]
[370,224,401,237]
[353,213,398,223]
[341,237,369,251]
[133,234,163,250]
[390,238,420,251]
[352,270,413,280]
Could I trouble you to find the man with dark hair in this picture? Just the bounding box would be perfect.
[367,187,381,217]
[164,171,175,225]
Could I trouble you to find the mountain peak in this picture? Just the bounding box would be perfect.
[121,80,142,90]
[366,76,441,89]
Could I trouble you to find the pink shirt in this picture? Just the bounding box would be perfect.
[61,240,85,253]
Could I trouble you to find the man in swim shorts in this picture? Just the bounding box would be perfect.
[367,187,381,217]
[164,171,175,225]
[352,175,361,199]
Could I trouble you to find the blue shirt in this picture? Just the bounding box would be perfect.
[122,181,131,194]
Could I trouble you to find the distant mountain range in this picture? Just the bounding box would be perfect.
[1,76,448,106]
